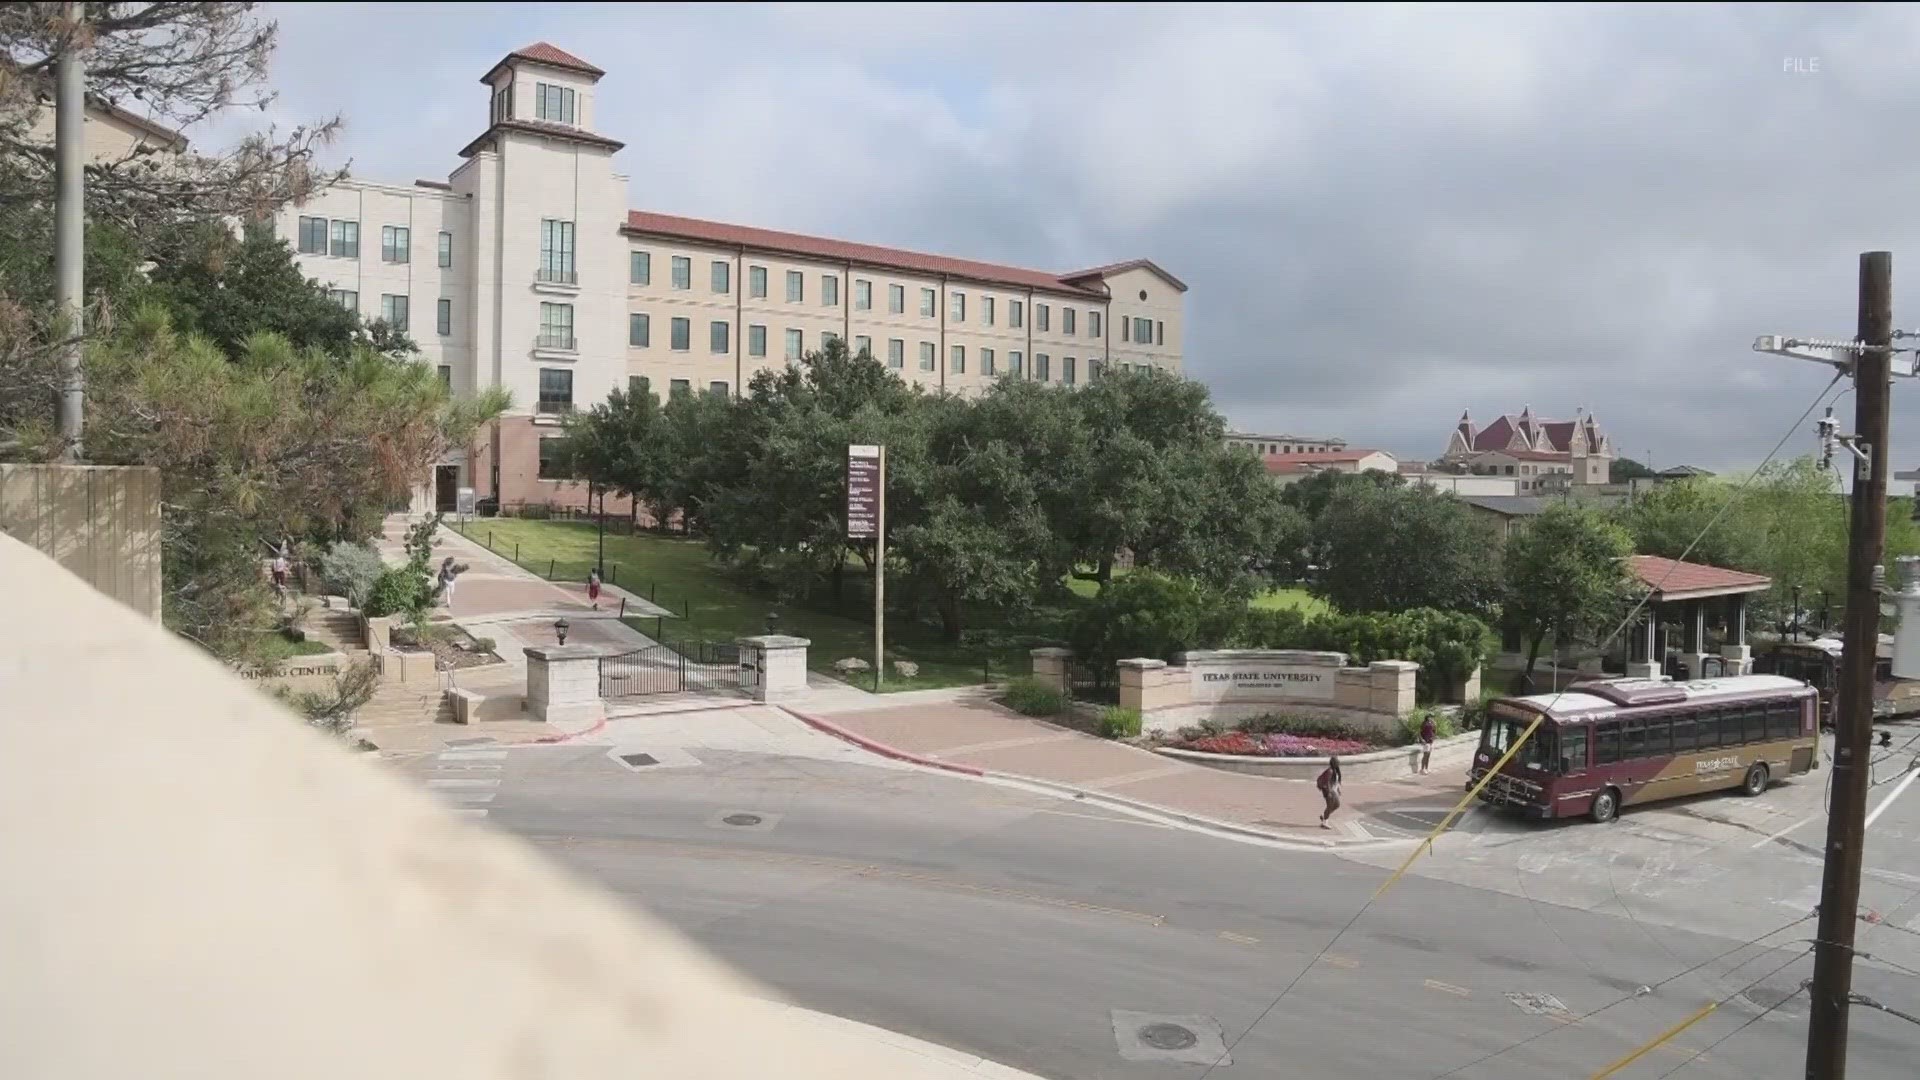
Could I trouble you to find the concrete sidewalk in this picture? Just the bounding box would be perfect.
[794,698,1461,846]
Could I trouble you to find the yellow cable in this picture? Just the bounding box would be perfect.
[1589,1001,1717,1079]
[1372,713,1543,902]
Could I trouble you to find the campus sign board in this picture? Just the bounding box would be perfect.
[847,445,881,538]
[1184,650,1343,704]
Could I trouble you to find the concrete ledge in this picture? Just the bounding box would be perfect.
[445,688,482,725]
[1154,731,1481,783]
[1141,701,1402,738]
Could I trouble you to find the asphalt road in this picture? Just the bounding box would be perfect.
[414,740,1920,1079]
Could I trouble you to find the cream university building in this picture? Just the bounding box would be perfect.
[274,43,1188,512]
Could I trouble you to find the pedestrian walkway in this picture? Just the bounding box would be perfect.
[795,698,1460,844]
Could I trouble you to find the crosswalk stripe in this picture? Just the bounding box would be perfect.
[449,808,489,819]
[1424,980,1472,997]
[439,750,507,762]
[1319,954,1359,969]
[439,791,496,804]
[1219,931,1260,945]
[427,778,499,789]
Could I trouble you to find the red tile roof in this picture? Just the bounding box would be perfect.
[1060,259,1189,293]
[481,42,605,84]
[1628,555,1772,598]
[458,118,627,158]
[1475,448,1571,462]
[1261,449,1393,474]
[622,210,1115,298]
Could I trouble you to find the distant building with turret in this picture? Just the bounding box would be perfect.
[1441,407,1614,493]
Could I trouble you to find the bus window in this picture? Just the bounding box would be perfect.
[1562,728,1589,773]
[1623,719,1647,759]
[1644,715,1671,756]
[1670,715,1698,752]
[1743,708,1768,744]
[1595,723,1621,764]
[1768,702,1799,740]
[1718,710,1745,747]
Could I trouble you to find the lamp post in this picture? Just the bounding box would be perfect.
[554,618,570,646]
[765,611,782,636]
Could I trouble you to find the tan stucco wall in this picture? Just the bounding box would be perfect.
[0,464,161,621]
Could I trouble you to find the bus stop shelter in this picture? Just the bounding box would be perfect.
[1623,555,1772,680]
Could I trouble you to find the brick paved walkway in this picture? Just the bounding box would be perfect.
[803,699,1463,843]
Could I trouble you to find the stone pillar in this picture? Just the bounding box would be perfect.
[1625,660,1662,680]
[1367,660,1418,716]
[1642,612,1658,666]
[737,635,811,703]
[1720,642,1752,676]
[523,645,606,725]
[1116,658,1161,714]
[1732,594,1748,646]
[1680,600,1710,680]
[1030,647,1072,697]
[1457,665,1482,704]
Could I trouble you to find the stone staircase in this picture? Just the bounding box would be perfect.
[303,599,368,657]
[354,680,455,728]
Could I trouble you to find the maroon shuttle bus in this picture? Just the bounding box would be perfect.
[1469,675,1820,823]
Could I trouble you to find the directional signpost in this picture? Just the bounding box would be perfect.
[848,445,885,689]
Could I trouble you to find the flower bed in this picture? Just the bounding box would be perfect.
[1176,730,1377,758]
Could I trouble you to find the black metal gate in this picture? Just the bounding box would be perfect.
[600,641,753,699]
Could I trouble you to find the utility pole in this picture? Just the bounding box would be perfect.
[1805,251,1893,1079]
[54,1,86,460]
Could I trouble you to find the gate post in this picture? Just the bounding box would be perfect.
[524,645,606,725]
[737,635,811,703]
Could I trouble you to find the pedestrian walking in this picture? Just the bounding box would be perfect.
[1317,755,1343,829]
[269,552,291,597]
[587,567,602,610]
[438,557,459,607]
[1418,714,1437,775]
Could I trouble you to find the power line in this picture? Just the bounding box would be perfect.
[1650,949,1813,1079]
[1427,914,1815,1080]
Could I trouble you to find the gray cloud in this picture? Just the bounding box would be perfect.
[229,3,1920,472]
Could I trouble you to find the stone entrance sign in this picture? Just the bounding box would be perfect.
[1183,650,1343,704]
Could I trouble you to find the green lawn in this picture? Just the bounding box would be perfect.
[1250,586,1330,616]
[452,519,1061,692]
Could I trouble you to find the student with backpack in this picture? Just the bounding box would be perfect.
[1317,755,1343,829]
[1418,714,1437,775]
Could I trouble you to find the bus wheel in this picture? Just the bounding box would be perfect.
[1590,788,1620,824]
[1741,763,1770,797]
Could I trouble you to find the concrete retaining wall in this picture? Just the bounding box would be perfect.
[0,463,162,621]
[1101,649,1421,736]
[232,651,352,696]
[1156,731,1482,783]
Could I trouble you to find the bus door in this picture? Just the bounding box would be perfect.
[1616,714,1674,806]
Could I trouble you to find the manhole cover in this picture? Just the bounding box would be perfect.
[722,813,763,827]
[1137,1024,1198,1051]
[619,753,658,768]
[1506,992,1569,1016]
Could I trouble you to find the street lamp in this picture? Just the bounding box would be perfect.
[554,618,570,646]
[765,610,782,636]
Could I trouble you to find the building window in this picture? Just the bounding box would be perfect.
[950,344,965,374]
[438,231,452,268]
[918,341,935,371]
[982,296,995,326]
[1089,358,1104,380]
[749,265,767,298]
[822,274,839,307]
[671,317,690,351]
[436,298,451,336]
[1089,310,1102,338]
[537,302,573,349]
[537,368,574,415]
[381,225,410,264]
[887,339,904,368]
[327,289,357,311]
[490,84,512,124]
[951,292,965,322]
[1063,356,1076,386]
[982,348,996,376]
[708,381,729,398]
[437,365,451,389]
[539,220,575,283]
[298,216,327,255]
[1035,353,1050,381]
[786,270,803,303]
[380,293,409,328]
[1121,317,1130,342]
[1036,303,1051,332]
[1009,350,1024,377]
[785,328,803,361]
[671,256,691,290]
[854,334,872,357]
[329,220,359,258]
[629,313,650,347]
[711,260,731,294]
[710,321,730,354]
[1156,320,1164,346]
[670,378,691,398]
[1063,308,1077,336]
[855,279,872,311]
[888,283,905,314]
[534,82,575,124]
[628,375,650,398]
[1133,317,1152,344]
[631,251,651,285]
[1010,299,1024,328]
[920,288,936,318]
[748,324,766,357]
[537,437,568,477]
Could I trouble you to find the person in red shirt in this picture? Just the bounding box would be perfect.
[1418,715,1437,775]
[587,568,602,610]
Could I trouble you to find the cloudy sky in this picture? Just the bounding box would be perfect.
[226,3,1920,472]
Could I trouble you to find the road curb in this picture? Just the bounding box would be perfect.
[782,708,1399,850]
[781,708,986,776]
